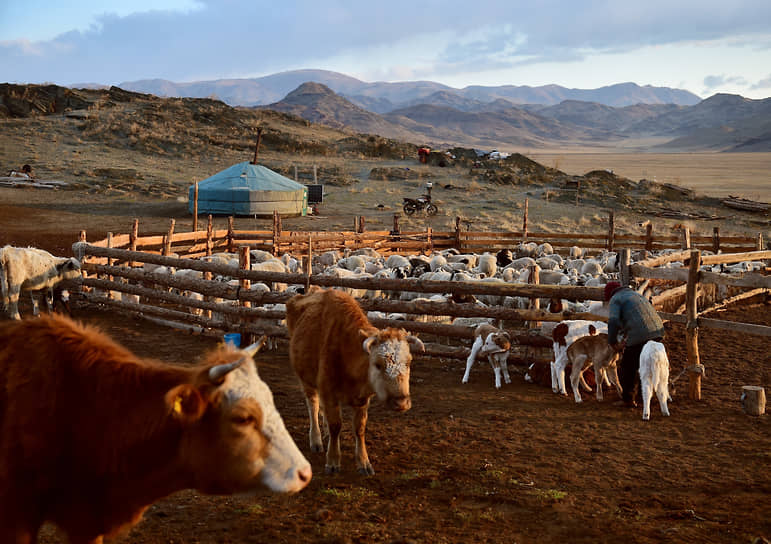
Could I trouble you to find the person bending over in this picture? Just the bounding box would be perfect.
[604,281,665,407]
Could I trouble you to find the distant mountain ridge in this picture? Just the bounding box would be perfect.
[117,69,702,109]
[261,82,771,152]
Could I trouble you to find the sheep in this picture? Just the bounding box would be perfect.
[473,253,497,278]
[566,333,622,403]
[249,249,275,264]
[337,255,367,271]
[639,340,671,420]
[429,254,448,271]
[462,324,512,389]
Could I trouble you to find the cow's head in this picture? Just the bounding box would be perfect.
[479,331,511,358]
[168,338,311,495]
[56,257,81,280]
[361,327,424,412]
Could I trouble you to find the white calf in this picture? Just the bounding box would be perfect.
[639,341,671,420]
[462,324,512,389]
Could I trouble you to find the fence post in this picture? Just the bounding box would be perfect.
[272,210,279,256]
[106,232,114,298]
[454,216,461,251]
[227,216,234,253]
[79,230,86,243]
[313,165,318,184]
[619,248,631,287]
[129,219,139,268]
[645,223,653,252]
[193,182,199,232]
[522,199,529,241]
[239,246,254,345]
[680,226,691,249]
[685,249,703,401]
[606,211,615,252]
[358,216,366,233]
[304,233,313,292]
[206,215,213,256]
[163,219,175,256]
[712,226,720,254]
[527,264,540,329]
[392,214,400,234]
[758,233,764,251]
[427,227,433,254]
[294,165,298,182]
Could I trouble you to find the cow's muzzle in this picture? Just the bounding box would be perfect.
[389,395,411,412]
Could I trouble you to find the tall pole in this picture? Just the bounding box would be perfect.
[251,127,263,165]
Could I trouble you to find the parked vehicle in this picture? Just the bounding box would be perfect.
[403,194,437,216]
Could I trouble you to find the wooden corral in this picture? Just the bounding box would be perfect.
[81,207,764,258]
[70,214,770,405]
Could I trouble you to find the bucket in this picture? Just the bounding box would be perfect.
[223,333,241,348]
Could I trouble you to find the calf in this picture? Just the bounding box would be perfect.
[566,332,622,403]
[462,324,512,389]
[550,320,608,395]
[639,340,671,420]
[0,314,311,544]
[0,245,80,319]
[286,287,424,475]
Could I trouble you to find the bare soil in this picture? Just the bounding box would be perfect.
[1,194,769,544]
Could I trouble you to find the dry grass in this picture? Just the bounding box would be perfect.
[529,152,771,201]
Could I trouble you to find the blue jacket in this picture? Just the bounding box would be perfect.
[607,287,664,347]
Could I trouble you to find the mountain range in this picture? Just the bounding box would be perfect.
[117,69,701,110]
[262,82,771,152]
[70,69,771,152]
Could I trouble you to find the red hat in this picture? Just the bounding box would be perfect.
[604,281,622,301]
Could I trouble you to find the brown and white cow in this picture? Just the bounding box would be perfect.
[286,287,424,476]
[0,245,81,320]
[0,314,311,544]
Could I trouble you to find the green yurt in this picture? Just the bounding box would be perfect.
[189,161,307,217]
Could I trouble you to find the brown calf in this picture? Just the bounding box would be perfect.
[286,288,424,475]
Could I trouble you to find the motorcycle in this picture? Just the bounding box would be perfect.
[403,194,438,216]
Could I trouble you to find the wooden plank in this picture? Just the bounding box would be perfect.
[698,317,771,337]
[700,250,771,265]
[699,270,771,289]
[637,250,692,268]
[630,264,690,282]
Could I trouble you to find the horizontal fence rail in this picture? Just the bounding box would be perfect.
[71,221,770,383]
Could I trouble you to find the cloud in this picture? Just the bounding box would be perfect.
[750,74,771,89]
[1,0,771,86]
[703,74,748,91]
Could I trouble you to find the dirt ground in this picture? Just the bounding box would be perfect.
[2,192,770,544]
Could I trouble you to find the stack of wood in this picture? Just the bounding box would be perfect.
[721,196,770,213]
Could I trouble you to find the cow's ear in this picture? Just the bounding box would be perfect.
[362,331,377,354]
[407,335,425,352]
[166,384,206,423]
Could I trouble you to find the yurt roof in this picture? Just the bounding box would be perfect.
[196,161,305,191]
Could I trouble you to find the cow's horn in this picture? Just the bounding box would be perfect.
[242,336,267,357]
[209,359,245,382]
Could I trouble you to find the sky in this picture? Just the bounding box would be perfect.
[1,0,771,100]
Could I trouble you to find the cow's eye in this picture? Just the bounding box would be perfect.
[233,415,255,426]
[375,361,384,371]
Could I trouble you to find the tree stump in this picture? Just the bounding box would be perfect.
[741,386,766,416]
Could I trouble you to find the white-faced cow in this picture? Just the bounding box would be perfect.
[0,314,311,544]
[286,287,424,476]
[0,245,81,320]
